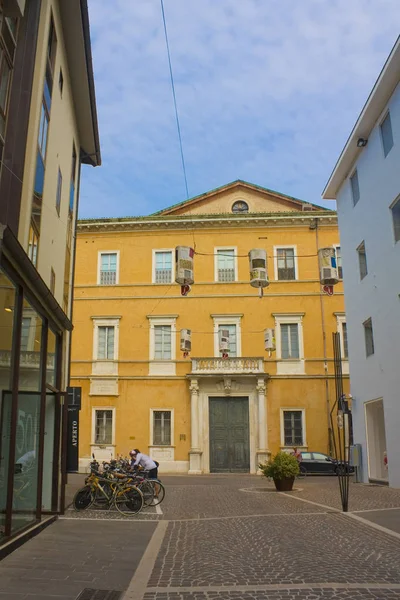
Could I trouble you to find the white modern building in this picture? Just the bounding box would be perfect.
[323,37,400,487]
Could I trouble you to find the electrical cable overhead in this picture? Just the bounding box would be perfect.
[160,0,189,202]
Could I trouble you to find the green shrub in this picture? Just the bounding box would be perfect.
[259,451,300,480]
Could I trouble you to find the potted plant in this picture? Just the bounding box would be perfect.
[259,451,299,491]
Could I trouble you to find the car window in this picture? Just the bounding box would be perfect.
[301,452,312,460]
[313,453,328,460]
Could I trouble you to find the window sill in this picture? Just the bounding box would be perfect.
[148,445,175,448]
[91,443,116,447]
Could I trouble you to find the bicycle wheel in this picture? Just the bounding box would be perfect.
[73,485,94,511]
[114,485,144,516]
[137,480,155,507]
[149,480,165,506]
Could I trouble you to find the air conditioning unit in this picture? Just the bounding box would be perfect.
[318,248,339,285]
[248,249,269,289]
[175,246,194,286]
[219,329,230,353]
[180,329,192,353]
[302,204,314,211]
[264,328,276,351]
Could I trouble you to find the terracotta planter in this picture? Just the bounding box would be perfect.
[273,477,295,491]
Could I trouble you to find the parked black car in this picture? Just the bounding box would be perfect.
[299,452,353,475]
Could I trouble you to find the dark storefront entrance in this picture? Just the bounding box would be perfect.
[209,397,250,473]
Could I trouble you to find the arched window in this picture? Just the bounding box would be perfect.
[232,200,249,213]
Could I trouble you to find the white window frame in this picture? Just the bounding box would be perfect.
[380,110,394,158]
[92,316,121,361]
[150,408,174,447]
[97,251,120,285]
[390,195,400,244]
[273,245,298,281]
[152,249,175,284]
[357,241,368,280]
[333,244,343,280]
[350,169,360,206]
[148,315,177,376]
[91,407,116,446]
[273,313,305,375]
[363,318,375,358]
[280,408,306,448]
[214,247,238,283]
[212,314,242,358]
[335,313,349,375]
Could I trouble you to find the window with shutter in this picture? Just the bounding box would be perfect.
[98,326,115,359]
[276,248,296,280]
[283,410,304,446]
[153,411,171,445]
[154,251,172,283]
[95,410,113,444]
[154,325,172,360]
[217,249,236,282]
[100,253,117,285]
[280,323,299,359]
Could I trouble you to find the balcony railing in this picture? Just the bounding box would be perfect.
[155,268,172,284]
[100,270,117,285]
[191,357,264,374]
[218,268,235,282]
[0,350,55,369]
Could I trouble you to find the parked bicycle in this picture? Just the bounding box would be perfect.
[73,457,144,515]
[73,455,166,514]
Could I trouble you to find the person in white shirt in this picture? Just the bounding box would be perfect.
[129,449,158,479]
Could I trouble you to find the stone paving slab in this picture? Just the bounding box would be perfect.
[148,513,400,588]
[356,508,400,534]
[0,519,156,600]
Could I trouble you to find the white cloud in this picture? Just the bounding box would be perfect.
[80,0,400,217]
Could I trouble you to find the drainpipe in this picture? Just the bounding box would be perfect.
[315,218,333,455]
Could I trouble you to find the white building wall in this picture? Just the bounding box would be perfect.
[336,82,400,487]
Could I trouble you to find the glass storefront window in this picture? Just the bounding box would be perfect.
[11,391,41,534]
[46,329,57,388]
[0,268,17,540]
[19,300,42,392]
[11,298,43,534]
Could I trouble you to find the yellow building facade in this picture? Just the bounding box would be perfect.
[72,181,349,474]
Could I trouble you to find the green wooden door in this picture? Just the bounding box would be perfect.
[209,397,250,472]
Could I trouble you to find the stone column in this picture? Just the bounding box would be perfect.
[256,377,270,471]
[188,378,202,474]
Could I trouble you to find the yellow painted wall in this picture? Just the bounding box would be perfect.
[162,185,315,215]
[72,197,350,471]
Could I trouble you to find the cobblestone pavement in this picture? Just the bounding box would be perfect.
[2,476,400,600]
[123,476,400,600]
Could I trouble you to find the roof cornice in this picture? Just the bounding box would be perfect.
[77,212,337,233]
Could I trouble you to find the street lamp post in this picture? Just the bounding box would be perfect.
[330,332,352,512]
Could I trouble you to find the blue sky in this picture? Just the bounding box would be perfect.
[80,0,400,218]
